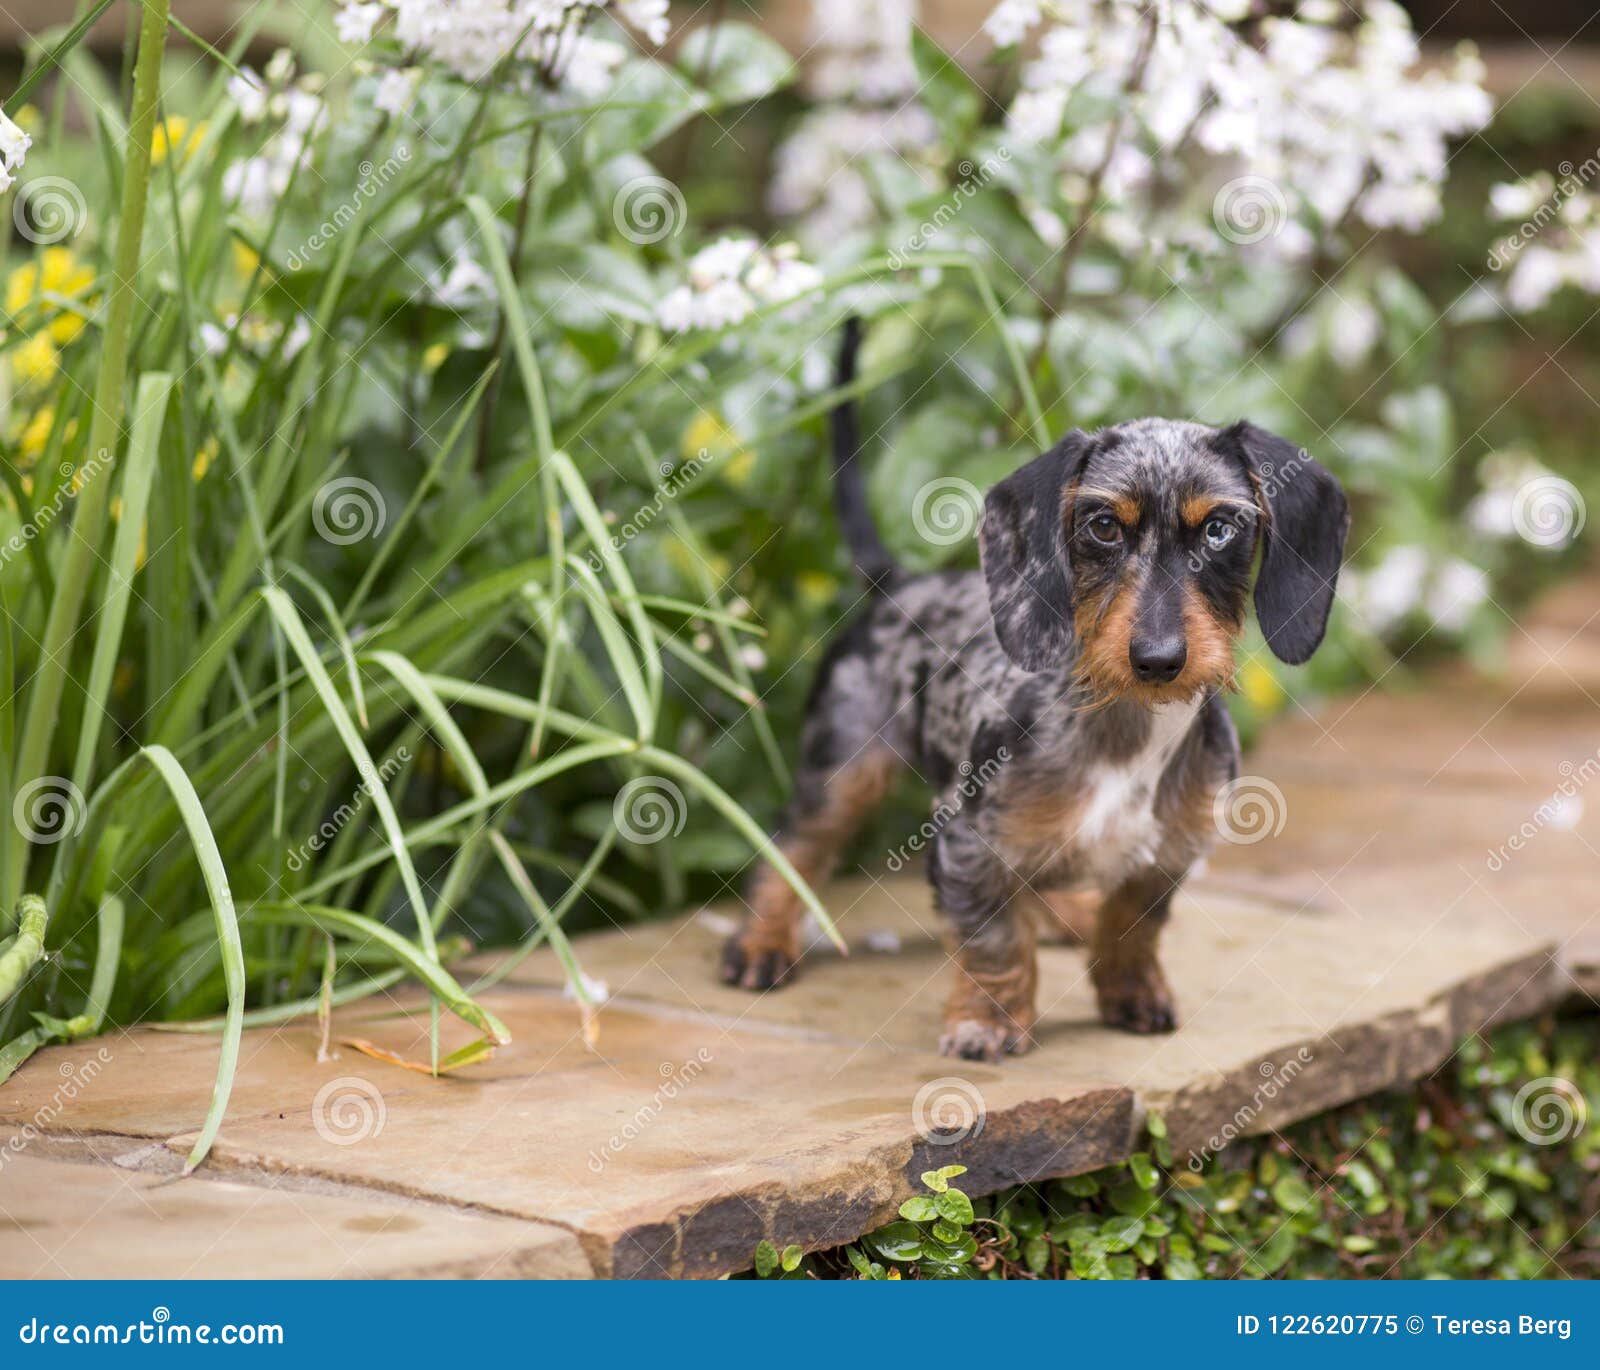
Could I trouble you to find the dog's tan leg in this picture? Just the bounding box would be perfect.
[1026,887,1100,945]
[1090,869,1178,1033]
[720,749,899,990]
[940,909,1037,1061]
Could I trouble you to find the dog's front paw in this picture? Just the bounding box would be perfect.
[938,1017,1035,1062]
[1094,970,1177,1034]
[718,932,797,991]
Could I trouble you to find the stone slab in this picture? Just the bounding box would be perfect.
[0,1138,590,1279]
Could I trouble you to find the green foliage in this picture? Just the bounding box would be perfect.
[758,1017,1599,1280]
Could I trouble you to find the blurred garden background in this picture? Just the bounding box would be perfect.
[0,0,1595,1171]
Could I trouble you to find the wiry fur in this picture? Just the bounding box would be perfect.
[720,326,1349,1061]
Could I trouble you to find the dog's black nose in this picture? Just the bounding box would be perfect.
[1130,638,1187,684]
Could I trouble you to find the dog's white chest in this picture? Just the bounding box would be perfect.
[1073,700,1200,881]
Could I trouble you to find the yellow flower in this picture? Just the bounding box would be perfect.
[680,409,755,487]
[11,333,59,386]
[6,261,37,315]
[231,240,261,278]
[151,117,206,166]
[422,342,450,373]
[1240,658,1286,713]
[18,406,56,462]
[13,105,39,135]
[8,249,95,344]
[192,438,218,481]
[796,571,837,609]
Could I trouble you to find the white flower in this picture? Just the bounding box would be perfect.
[0,107,31,175]
[374,66,422,117]
[198,321,231,355]
[1506,244,1569,312]
[436,252,495,307]
[560,35,625,97]
[618,0,670,45]
[985,0,1042,46]
[228,67,271,123]
[281,313,313,361]
[335,2,386,46]
[1346,544,1427,633]
[221,156,278,216]
[0,165,13,195]
[658,238,822,331]
[1426,557,1489,632]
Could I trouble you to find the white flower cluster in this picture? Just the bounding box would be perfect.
[333,0,668,91]
[657,237,822,331]
[0,105,30,193]
[995,0,1492,254]
[768,0,938,241]
[1340,543,1489,637]
[223,51,326,216]
[1488,172,1600,312]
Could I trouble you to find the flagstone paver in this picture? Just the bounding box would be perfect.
[1,577,1595,1277]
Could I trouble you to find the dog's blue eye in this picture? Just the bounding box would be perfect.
[1085,514,1123,545]
[1203,517,1236,551]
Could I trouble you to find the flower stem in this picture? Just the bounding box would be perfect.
[4,0,170,911]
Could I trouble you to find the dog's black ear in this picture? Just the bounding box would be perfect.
[979,431,1091,672]
[1220,421,1350,665]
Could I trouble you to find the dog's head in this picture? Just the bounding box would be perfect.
[979,418,1349,704]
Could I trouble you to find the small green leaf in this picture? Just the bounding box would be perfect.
[899,1195,938,1222]
[1058,1173,1100,1197]
[936,1187,975,1226]
[920,1169,949,1193]
[1272,1175,1316,1214]
[1128,1151,1158,1190]
[781,1244,804,1272]
[1146,1112,1168,1139]
[753,1239,779,1278]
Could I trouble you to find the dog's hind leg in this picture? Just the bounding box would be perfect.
[931,817,1036,1061]
[1091,867,1179,1033]
[720,747,900,990]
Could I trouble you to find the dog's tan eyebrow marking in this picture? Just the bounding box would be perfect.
[1074,487,1141,524]
[1181,495,1254,526]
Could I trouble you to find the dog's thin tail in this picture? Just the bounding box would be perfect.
[831,317,898,592]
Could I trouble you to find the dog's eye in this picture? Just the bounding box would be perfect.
[1203,516,1236,551]
[1085,514,1123,546]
